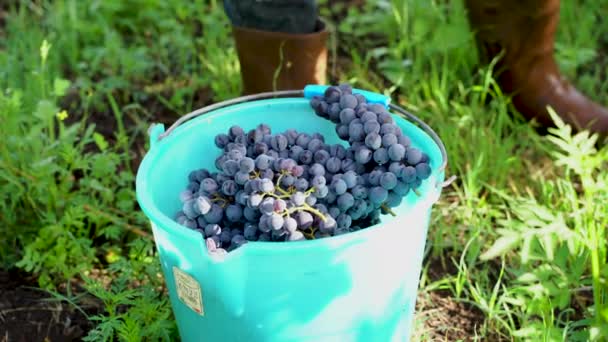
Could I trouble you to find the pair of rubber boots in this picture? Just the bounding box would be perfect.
[231,0,608,135]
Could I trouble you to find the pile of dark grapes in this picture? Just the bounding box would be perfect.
[174,84,432,255]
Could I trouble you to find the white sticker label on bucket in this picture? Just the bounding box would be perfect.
[173,267,204,316]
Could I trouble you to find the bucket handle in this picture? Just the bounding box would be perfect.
[149,87,451,190]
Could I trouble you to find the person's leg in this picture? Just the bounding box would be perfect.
[464,0,608,134]
[223,0,329,95]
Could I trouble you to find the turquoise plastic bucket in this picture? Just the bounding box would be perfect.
[136,85,447,342]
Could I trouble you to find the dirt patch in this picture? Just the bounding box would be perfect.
[414,290,488,341]
[0,269,101,342]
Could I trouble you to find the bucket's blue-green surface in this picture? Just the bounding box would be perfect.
[136,91,445,342]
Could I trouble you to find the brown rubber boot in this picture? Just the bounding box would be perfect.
[232,19,329,95]
[464,0,608,135]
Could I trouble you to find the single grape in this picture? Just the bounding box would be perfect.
[369,103,386,114]
[319,216,337,234]
[377,112,394,124]
[360,111,377,123]
[311,175,326,189]
[196,215,207,228]
[204,204,223,224]
[182,200,198,219]
[266,149,279,159]
[368,170,383,186]
[352,185,368,199]
[225,204,243,222]
[336,214,352,230]
[296,211,314,229]
[386,191,403,208]
[259,178,274,193]
[313,149,330,164]
[415,162,432,179]
[336,124,350,140]
[180,190,194,203]
[244,223,258,241]
[231,235,248,248]
[283,216,298,233]
[400,166,417,183]
[239,157,255,173]
[312,132,325,142]
[324,190,337,204]
[337,193,355,211]
[420,153,429,163]
[380,172,398,190]
[305,195,317,206]
[281,174,295,187]
[284,129,299,145]
[341,158,356,172]
[328,103,341,122]
[195,196,212,215]
[307,139,324,153]
[270,213,284,231]
[324,86,342,103]
[206,237,218,251]
[299,150,313,164]
[248,193,263,208]
[260,197,275,215]
[274,199,287,212]
[339,108,356,124]
[369,187,389,205]
[229,125,245,139]
[187,181,200,193]
[354,146,373,164]
[381,123,399,136]
[365,132,382,150]
[271,134,288,151]
[348,122,365,142]
[222,180,238,196]
[235,171,250,185]
[214,133,231,149]
[388,144,406,161]
[259,170,272,181]
[290,145,304,160]
[342,171,357,188]
[296,133,311,148]
[382,133,398,148]
[326,157,342,173]
[405,148,423,165]
[393,181,410,196]
[330,144,347,159]
[309,163,326,177]
[183,218,197,230]
[204,224,221,237]
[291,192,306,206]
[340,94,358,109]
[291,165,304,177]
[227,149,244,161]
[364,120,381,135]
[313,185,329,198]
[258,215,271,233]
[373,148,389,165]
[353,93,366,105]
[398,135,411,147]
[287,231,306,241]
[295,178,309,191]
[220,230,232,245]
[329,179,345,196]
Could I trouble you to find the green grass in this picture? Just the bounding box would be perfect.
[1,0,607,341]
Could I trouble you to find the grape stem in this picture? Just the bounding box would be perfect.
[274,172,293,196]
[381,203,397,217]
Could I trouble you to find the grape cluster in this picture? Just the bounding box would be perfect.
[310,84,432,210]
[174,84,432,254]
